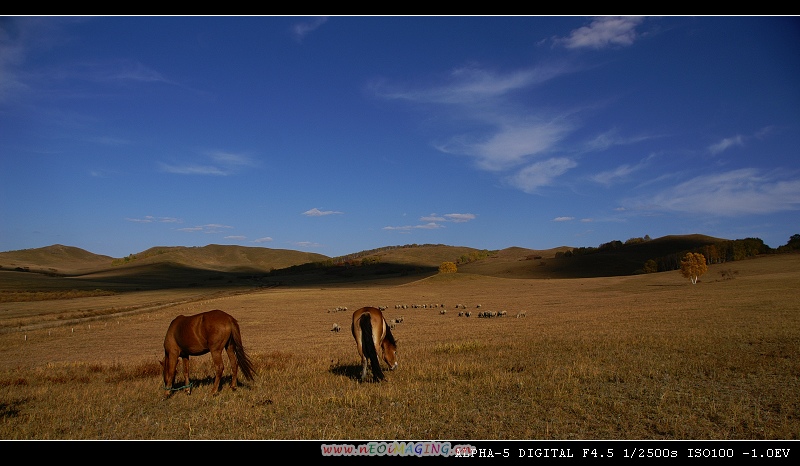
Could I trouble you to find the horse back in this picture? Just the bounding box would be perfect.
[165,310,237,356]
[351,307,387,348]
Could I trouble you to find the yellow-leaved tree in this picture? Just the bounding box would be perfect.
[680,252,708,284]
[438,261,457,274]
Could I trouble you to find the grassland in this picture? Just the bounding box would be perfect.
[0,249,798,440]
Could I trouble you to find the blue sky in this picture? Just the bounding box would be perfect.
[1,16,799,258]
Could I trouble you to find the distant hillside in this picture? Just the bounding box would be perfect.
[458,234,768,279]
[335,244,495,268]
[0,234,779,290]
[318,234,760,281]
[457,245,573,278]
[270,238,713,284]
[0,244,113,275]
[111,244,328,274]
[266,244,494,285]
[0,244,327,277]
[0,244,330,291]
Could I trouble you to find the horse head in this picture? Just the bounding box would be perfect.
[382,334,398,371]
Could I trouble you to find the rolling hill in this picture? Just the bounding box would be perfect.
[112,244,329,274]
[0,234,775,290]
[447,234,733,279]
[0,244,114,275]
[0,244,329,291]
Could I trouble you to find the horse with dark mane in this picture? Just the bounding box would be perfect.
[351,306,398,382]
[161,309,256,396]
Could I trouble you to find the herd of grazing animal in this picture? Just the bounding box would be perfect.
[161,301,527,396]
[161,306,399,396]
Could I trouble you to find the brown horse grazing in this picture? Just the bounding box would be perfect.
[351,306,398,382]
[161,309,256,396]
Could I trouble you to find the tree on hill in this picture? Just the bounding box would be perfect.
[680,252,708,284]
[439,261,457,274]
[776,234,800,253]
[643,259,658,274]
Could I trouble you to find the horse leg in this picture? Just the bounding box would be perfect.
[211,350,224,394]
[163,353,179,397]
[360,355,369,382]
[226,345,238,391]
[182,357,191,395]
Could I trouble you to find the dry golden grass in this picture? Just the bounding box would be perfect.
[0,254,798,439]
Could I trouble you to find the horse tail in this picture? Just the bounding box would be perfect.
[231,321,256,381]
[359,312,384,380]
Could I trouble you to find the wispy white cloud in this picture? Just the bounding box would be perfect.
[1,18,171,104]
[383,211,477,232]
[708,128,778,156]
[292,17,328,42]
[583,129,656,152]
[36,58,172,88]
[225,235,246,240]
[303,208,343,217]
[177,224,234,233]
[253,237,273,243]
[376,65,568,105]
[90,168,120,178]
[555,16,645,50]
[374,19,648,196]
[420,213,476,223]
[708,135,744,155]
[80,59,171,84]
[383,222,444,231]
[437,119,573,172]
[0,28,27,102]
[553,216,574,222]
[159,151,258,176]
[86,136,131,146]
[507,157,578,193]
[444,213,476,223]
[159,163,229,176]
[590,153,657,187]
[125,216,180,223]
[755,126,775,139]
[421,213,476,223]
[630,168,800,216]
[208,151,257,167]
[0,17,60,103]
[591,164,638,186]
[374,63,577,175]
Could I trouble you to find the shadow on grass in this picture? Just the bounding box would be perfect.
[329,363,366,381]
[167,374,254,394]
[0,400,25,418]
[329,363,393,383]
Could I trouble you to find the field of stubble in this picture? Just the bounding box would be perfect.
[0,255,798,440]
